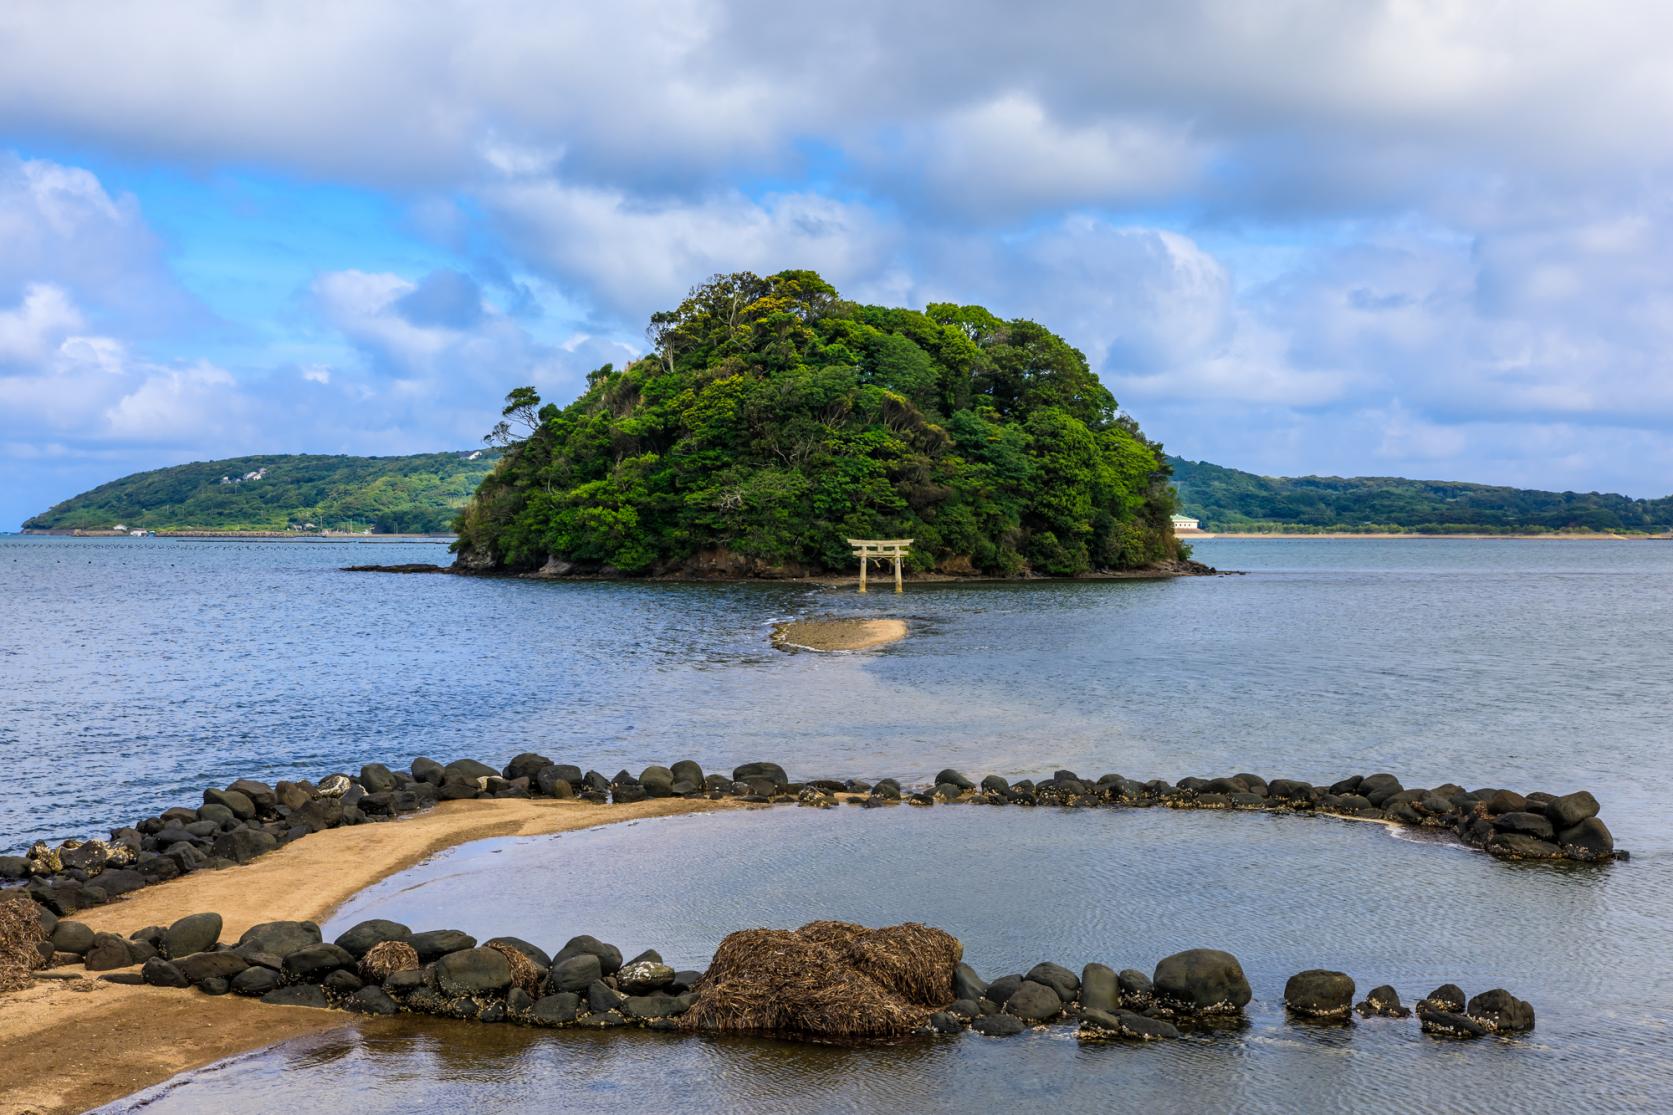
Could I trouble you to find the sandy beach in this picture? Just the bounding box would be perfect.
[0,796,736,1115]
[772,617,910,651]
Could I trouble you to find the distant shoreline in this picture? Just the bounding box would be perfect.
[1189,531,1673,540]
[17,529,454,542]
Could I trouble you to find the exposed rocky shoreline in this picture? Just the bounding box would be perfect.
[1,754,1618,923]
[344,556,1227,581]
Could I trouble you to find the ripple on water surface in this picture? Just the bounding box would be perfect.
[103,805,1673,1114]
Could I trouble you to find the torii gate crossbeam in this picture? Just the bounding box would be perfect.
[846,538,913,593]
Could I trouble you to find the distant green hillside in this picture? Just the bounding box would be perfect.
[24,452,496,534]
[1168,456,1673,534]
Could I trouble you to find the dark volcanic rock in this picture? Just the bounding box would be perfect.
[283,943,356,983]
[1493,811,1555,840]
[1354,984,1411,1019]
[732,761,788,787]
[1117,968,1154,1007]
[530,992,581,1025]
[485,936,552,971]
[262,984,331,1009]
[238,920,322,960]
[1486,832,1563,860]
[84,933,134,971]
[1025,962,1080,1002]
[435,947,513,996]
[503,752,555,782]
[1080,963,1118,1013]
[141,957,190,988]
[210,827,277,864]
[334,919,412,958]
[1547,790,1600,831]
[409,929,477,963]
[359,763,398,794]
[1153,949,1252,1014]
[1424,984,1467,1012]
[51,920,94,955]
[546,953,604,994]
[1417,1001,1487,1038]
[554,934,622,975]
[971,1013,1027,1036]
[164,912,222,959]
[1284,969,1355,1020]
[176,951,249,984]
[230,965,283,996]
[346,985,400,1015]
[1467,988,1536,1033]
[1557,816,1615,858]
[952,962,988,1002]
[1078,1008,1180,1042]
[204,788,257,820]
[1002,980,1064,1022]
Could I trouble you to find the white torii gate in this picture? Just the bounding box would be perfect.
[847,538,913,593]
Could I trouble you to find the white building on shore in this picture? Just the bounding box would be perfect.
[1171,513,1202,533]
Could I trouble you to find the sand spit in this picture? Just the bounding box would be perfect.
[772,618,909,652]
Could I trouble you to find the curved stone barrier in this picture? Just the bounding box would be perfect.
[0,755,1618,924]
[5,900,1534,1046]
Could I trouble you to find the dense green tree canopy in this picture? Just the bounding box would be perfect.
[455,271,1184,575]
[25,452,494,533]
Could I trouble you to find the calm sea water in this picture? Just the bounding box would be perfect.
[4,534,1671,1110]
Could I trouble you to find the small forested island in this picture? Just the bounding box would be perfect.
[1170,457,1673,535]
[23,452,494,535]
[452,271,1190,578]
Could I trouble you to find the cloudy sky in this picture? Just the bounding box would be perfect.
[3,1,1672,528]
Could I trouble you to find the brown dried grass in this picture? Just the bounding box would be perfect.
[0,892,48,993]
[486,941,542,997]
[359,939,419,983]
[681,921,962,1041]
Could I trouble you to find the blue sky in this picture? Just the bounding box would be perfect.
[4,1,1673,529]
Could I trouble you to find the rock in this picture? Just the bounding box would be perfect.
[262,984,331,1009]
[671,760,705,789]
[1025,962,1080,1002]
[164,912,222,959]
[485,936,551,971]
[952,962,988,1002]
[732,761,788,787]
[1557,816,1614,858]
[1002,980,1063,1022]
[346,985,400,1015]
[84,932,134,971]
[435,947,513,996]
[588,979,627,1014]
[334,919,412,958]
[1417,1001,1487,1038]
[1493,811,1555,840]
[617,960,675,994]
[283,943,356,983]
[1548,790,1600,830]
[410,757,444,784]
[1117,968,1154,1007]
[230,966,283,996]
[507,987,534,1016]
[141,957,190,988]
[444,758,498,782]
[623,992,688,1019]
[1153,949,1251,1014]
[928,1011,964,1034]
[534,767,575,798]
[554,934,622,975]
[210,828,277,865]
[409,929,477,963]
[1354,984,1410,1018]
[0,855,29,880]
[1078,1008,1180,1041]
[1423,983,1467,1011]
[228,780,276,810]
[546,953,604,994]
[50,920,94,955]
[530,992,581,1025]
[359,763,398,793]
[1081,963,1118,1013]
[1486,832,1563,860]
[126,939,159,966]
[972,1013,1028,1036]
[934,769,975,790]
[1358,773,1403,806]
[323,969,364,997]
[502,753,555,782]
[1284,970,1355,1020]
[204,788,257,820]
[238,920,322,959]
[984,974,1023,1005]
[639,765,675,797]
[176,951,249,983]
[1467,988,1535,1033]
[197,976,230,995]
[385,968,427,994]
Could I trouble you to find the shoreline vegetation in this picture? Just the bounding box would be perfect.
[452,271,1189,581]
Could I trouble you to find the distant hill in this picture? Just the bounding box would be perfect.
[24,452,497,534]
[1167,456,1673,535]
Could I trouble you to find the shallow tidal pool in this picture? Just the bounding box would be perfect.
[100,804,1673,1113]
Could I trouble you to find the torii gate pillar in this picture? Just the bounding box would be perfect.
[847,539,913,593]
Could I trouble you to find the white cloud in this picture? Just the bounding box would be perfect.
[0,283,83,364]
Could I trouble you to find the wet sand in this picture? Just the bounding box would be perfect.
[0,796,736,1115]
[772,617,909,651]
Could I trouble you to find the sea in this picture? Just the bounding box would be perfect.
[2,533,1670,1111]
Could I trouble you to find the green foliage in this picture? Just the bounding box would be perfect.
[25,452,496,533]
[1170,457,1673,534]
[456,270,1184,575]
